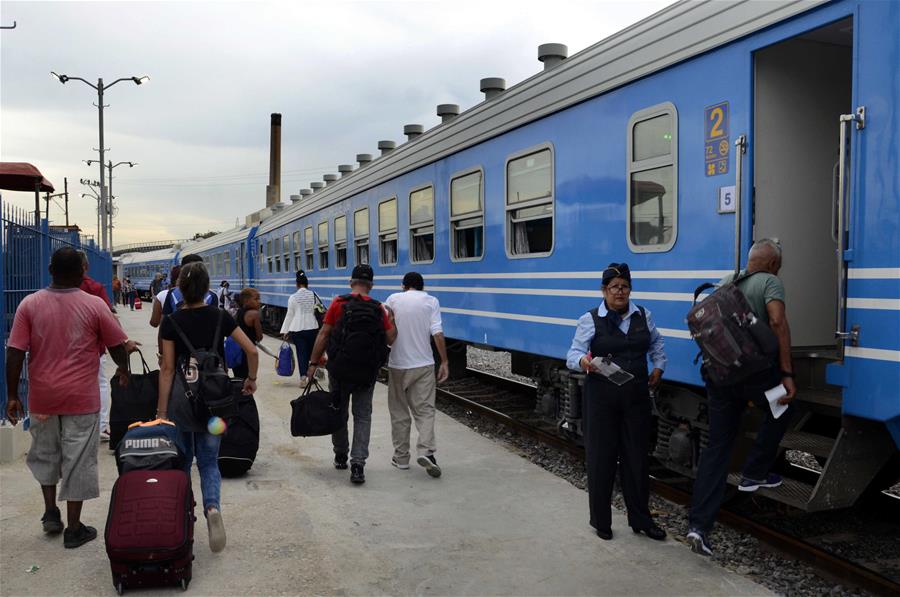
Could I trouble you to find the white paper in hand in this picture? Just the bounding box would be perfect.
[765,384,789,419]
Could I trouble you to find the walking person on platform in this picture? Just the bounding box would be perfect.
[383,272,449,477]
[78,251,116,442]
[5,247,137,548]
[157,262,259,553]
[566,263,667,541]
[150,272,165,298]
[307,264,396,484]
[687,239,796,557]
[280,270,322,388]
[123,278,135,310]
[232,287,263,379]
[112,275,122,307]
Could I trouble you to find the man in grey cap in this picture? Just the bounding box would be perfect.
[308,264,396,484]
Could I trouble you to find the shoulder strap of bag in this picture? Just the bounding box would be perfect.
[210,309,223,351]
[166,313,201,363]
[162,287,175,314]
[693,270,766,304]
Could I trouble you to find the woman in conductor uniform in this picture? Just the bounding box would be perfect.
[566,263,667,541]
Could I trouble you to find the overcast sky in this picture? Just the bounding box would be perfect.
[1,0,672,246]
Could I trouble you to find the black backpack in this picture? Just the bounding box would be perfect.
[326,294,390,385]
[686,271,780,387]
[167,310,236,421]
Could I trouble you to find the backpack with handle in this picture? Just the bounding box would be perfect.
[115,419,184,474]
[686,271,780,387]
[326,294,390,385]
[167,310,236,421]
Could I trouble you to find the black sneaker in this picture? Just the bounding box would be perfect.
[350,463,365,484]
[41,507,63,535]
[333,454,348,470]
[63,523,98,549]
[416,454,442,478]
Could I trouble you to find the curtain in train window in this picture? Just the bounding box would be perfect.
[450,170,483,260]
[304,226,314,270]
[335,215,347,268]
[266,240,274,273]
[273,237,282,273]
[354,208,369,266]
[224,251,231,277]
[292,231,301,270]
[506,148,553,256]
[259,242,265,272]
[282,234,290,273]
[318,221,329,269]
[409,186,434,263]
[378,198,398,266]
[627,104,677,252]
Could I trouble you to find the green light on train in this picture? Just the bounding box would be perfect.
[663,133,672,140]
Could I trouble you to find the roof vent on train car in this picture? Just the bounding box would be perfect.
[404,124,424,140]
[378,140,396,156]
[289,194,301,203]
[300,189,313,199]
[271,202,286,212]
[323,174,338,186]
[338,164,354,177]
[480,78,506,100]
[356,153,373,167]
[437,104,460,123]
[538,43,568,70]
[310,181,325,192]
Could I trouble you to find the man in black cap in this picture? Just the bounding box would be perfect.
[308,264,397,484]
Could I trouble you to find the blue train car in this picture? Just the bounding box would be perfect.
[119,247,179,299]
[181,225,257,294]
[249,0,897,509]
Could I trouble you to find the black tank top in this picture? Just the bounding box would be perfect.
[236,308,256,342]
[588,303,651,382]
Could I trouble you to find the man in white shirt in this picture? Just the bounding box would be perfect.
[384,272,449,478]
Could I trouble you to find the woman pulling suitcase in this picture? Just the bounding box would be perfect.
[157,262,259,552]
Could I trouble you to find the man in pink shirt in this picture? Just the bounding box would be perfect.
[78,250,116,442]
[6,247,136,549]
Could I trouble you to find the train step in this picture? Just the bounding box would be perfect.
[727,473,814,509]
[744,429,836,459]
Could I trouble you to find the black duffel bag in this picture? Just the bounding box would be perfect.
[218,382,260,477]
[108,350,159,450]
[290,380,344,437]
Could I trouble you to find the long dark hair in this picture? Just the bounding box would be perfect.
[178,262,210,305]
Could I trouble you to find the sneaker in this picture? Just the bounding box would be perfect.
[63,523,97,548]
[299,377,309,389]
[207,508,226,553]
[99,428,111,443]
[391,457,409,470]
[333,454,349,470]
[350,463,365,484]
[416,454,442,478]
[687,529,713,556]
[738,473,783,492]
[41,507,63,535]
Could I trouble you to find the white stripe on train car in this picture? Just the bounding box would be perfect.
[847,268,900,279]
[846,298,900,311]
[844,347,900,363]
[293,269,733,282]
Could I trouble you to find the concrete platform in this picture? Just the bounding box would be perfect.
[0,308,770,596]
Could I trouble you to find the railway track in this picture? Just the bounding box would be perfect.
[437,369,900,597]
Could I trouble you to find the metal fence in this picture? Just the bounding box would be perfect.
[1,195,112,420]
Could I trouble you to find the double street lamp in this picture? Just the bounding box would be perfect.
[51,71,149,251]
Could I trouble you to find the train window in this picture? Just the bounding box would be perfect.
[318,222,329,269]
[450,169,484,261]
[292,231,301,270]
[627,103,677,252]
[378,198,398,266]
[258,242,265,272]
[409,185,434,263]
[282,234,290,273]
[506,146,553,257]
[224,251,231,277]
[335,215,348,269]
[304,226,314,270]
[274,237,282,273]
[266,239,273,273]
[354,207,370,265]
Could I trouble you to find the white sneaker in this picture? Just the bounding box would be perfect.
[299,377,309,389]
[391,457,410,470]
[99,428,110,443]
[207,508,226,553]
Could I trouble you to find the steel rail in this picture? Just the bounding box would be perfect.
[438,369,900,597]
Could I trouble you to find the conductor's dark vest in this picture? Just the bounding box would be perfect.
[588,305,651,382]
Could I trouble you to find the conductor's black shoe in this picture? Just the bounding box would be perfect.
[632,523,667,541]
[350,463,365,484]
[41,507,63,534]
[596,528,613,540]
[63,523,97,549]
[416,454,442,478]
[333,454,348,470]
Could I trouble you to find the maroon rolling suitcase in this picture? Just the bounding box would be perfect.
[105,469,195,594]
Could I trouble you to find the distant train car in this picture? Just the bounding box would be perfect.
[119,247,179,299]
[180,225,257,297]
[192,0,900,510]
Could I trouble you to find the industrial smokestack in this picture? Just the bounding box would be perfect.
[480,77,506,100]
[538,43,568,70]
[404,124,424,140]
[266,113,282,208]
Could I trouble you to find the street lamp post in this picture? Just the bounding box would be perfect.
[51,72,149,251]
[81,190,101,243]
[86,160,135,252]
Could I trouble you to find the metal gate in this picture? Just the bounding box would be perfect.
[1,196,112,420]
